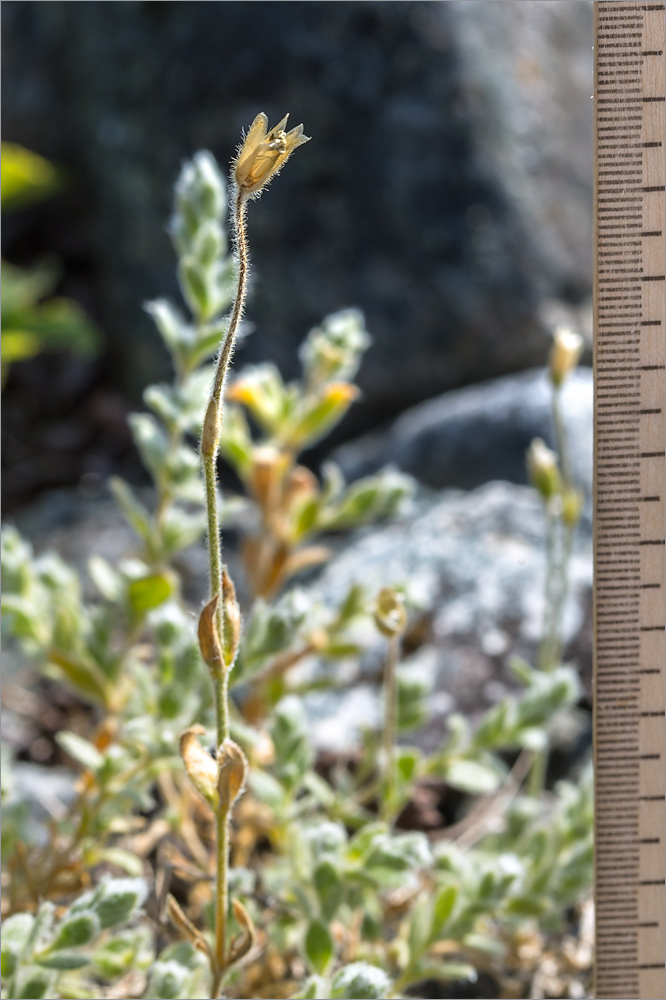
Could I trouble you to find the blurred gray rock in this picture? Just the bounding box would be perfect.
[6,763,77,846]
[2,1,592,433]
[302,481,592,752]
[333,367,593,497]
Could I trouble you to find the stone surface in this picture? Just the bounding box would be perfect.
[333,366,593,497]
[2,1,593,431]
[300,480,592,752]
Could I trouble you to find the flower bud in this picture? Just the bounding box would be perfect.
[180,726,218,808]
[217,739,249,814]
[562,487,584,527]
[373,587,407,638]
[549,326,583,388]
[527,438,561,501]
[234,113,310,198]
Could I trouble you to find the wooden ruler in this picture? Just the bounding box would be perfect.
[594,3,665,998]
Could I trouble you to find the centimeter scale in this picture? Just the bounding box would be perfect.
[593,3,665,999]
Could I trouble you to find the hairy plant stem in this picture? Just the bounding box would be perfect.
[200,186,250,999]
[382,634,400,824]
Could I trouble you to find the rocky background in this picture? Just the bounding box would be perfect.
[3,2,594,768]
[2,0,593,510]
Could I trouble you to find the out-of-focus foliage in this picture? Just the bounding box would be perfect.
[1,149,591,1000]
[1,143,60,210]
[1,142,99,386]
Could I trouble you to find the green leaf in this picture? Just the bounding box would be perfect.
[47,649,110,707]
[321,468,413,531]
[313,860,344,921]
[56,731,104,772]
[171,150,226,255]
[165,444,201,500]
[93,878,147,929]
[292,495,321,541]
[365,831,432,874]
[37,952,90,970]
[507,656,535,685]
[127,572,174,617]
[248,770,285,810]
[128,413,169,482]
[408,895,433,961]
[219,404,254,479]
[397,673,429,734]
[1,912,35,950]
[299,309,371,387]
[290,975,328,1000]
[143,383,182,431]
[15,969,52,999]
[305,920,334,976]
[271,696,314,792]
[2,297,99,356]
[187,318,230,370]
[88,555,122,603]
[238,591,310,678]
[432,884,458,934]
[96,847,145,877]
[471,701,512,749]
[505,896,546,917]
[408,961,477,984]
[444,758,504,795]
[1,142,60,210]
[110,478,154,547]
[396,747,421,786]
[50,912,100,950]
[146,959,190,999]
[179,257,213,322]
[286,382,358,449]
[1,913,35,978]
[226,363,289,435]
[330,962,392,1000]
[1,329,41,364]
[145,299,192,368]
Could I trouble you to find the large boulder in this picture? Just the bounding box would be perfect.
[333,367,593,497]
[2,1,592,428]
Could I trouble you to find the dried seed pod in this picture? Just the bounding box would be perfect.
[198,595,223,675]
[373,586,407,638]
[234,113,310,198]
[201,398,220,457]
[221,568,242,668]
[180,726,218,807]
[217,739,249,814]
[228,899,256,967]
[166,894,212,958]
